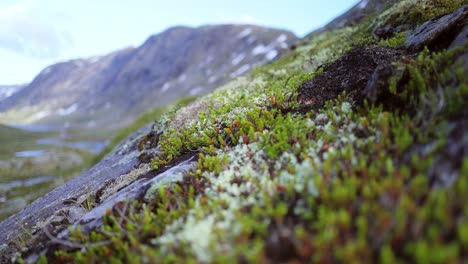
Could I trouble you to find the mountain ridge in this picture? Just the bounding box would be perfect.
[0,24,297,129]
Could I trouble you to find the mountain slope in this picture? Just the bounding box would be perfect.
[0,25,297,128]
[0,85,24,101]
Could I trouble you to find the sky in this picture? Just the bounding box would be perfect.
[0,0,360,84]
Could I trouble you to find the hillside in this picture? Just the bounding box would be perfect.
[0,25,297,129]
[0,85,24,101]
[1,0,467,262]
[0,124,45,159]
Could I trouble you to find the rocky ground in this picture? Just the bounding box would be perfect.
[0,0,467,263]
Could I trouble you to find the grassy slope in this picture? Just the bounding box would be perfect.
[0,124,49,159]
[28,0,468,262]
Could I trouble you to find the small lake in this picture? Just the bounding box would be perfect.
[8,123,60,132]
[37,138,107,154]
[15,149,47,158]
[0,175,56,191]
[7,123,108,154]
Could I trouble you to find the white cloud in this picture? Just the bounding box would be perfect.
[0,0,73,59]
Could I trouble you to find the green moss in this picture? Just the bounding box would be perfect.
[376,0,467,29]
[379,31,408,46]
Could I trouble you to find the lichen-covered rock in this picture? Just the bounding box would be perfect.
[406,5,468,50]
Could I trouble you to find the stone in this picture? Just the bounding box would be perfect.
[406,5,468,50]
[450,24,468,48]
[450,24,468,67]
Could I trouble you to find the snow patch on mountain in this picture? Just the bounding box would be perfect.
[0,85,24,101]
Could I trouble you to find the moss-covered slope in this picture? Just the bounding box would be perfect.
[5,0,468,263]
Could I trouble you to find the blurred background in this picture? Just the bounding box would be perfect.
[0,0,359,220]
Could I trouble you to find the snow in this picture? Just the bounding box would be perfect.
[230,64,251,78]
[277,34,289,49]
[0,85,23,100]
[231,53,246,65]
[161,82,171,93]
[276,34,288,43]
[88,56,101,64]
[251,34,287,60]
[178,74,187,83]
[204,55,214,65]
[208,76,218,83]
[31,110,51,121]
[247,36,256,44]
[238,28,253,38]
[359,0,369,9]
[58,103,78,116]
[252,44,279,60]
[74,60,86,68]
[189,86,204,96]
[42,67,52,75]
[252,44,269,56]
[265,49,279,60]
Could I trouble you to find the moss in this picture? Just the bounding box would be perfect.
[376,0,467,29]
[379,31,408,46]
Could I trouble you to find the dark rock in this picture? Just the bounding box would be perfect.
[406,5,468,51]
[297,46,408,111]
[362,64,395,102]
[449,24,468,48]
[450,24,468,68]
[373,24,411,39]
[265,225,298,262]
[429,118,468,188]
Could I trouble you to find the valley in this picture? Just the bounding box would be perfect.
[0,123,101,220]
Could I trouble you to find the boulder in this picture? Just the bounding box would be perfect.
[406,5,468,50]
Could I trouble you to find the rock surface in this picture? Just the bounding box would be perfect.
[0,123,146,255]
[0,119,198,259]
[406,5,468,50]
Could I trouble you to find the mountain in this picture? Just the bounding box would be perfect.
[0,25,297,128]
[311,0,398,34]
[0,85,24,101]
[1,0,467,262]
